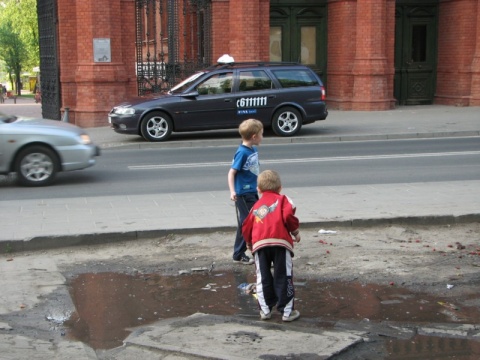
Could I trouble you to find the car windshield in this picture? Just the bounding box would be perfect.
[0,112,17,123]
[169,72,206,94]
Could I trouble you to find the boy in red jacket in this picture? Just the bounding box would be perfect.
[242,170,301,322]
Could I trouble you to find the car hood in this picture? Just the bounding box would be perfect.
[114,93,176,108]
[3,117,87,136]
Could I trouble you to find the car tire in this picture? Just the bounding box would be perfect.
[140,111,173,142]
[14,145,59,186]
[271,107,302,137]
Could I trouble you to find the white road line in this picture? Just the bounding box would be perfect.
[128,151,480,170]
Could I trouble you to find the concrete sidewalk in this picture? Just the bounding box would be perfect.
[2,180,480,252]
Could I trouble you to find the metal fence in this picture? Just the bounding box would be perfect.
[37,0,61,120]
[135,0,212,96]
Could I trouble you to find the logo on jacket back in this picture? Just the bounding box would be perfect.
[253,200,278,223]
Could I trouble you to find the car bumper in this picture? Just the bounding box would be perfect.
[60,144,100,171]
[109,113,141,135]
[304,104,328,124]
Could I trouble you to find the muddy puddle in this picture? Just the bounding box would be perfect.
[385,335,480,359]
[66,270,480,357]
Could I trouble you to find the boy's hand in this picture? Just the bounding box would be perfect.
[291,230,301,243]
[293,233,301,243]
[230,192,237,201]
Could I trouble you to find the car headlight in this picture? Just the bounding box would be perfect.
[114,106,135,115]
[79,134,92,145]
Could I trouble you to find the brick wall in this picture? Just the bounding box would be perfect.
[436,0,479,106]
[227,0,268,61]
[120,0,138,103]
[211,0,269,63]
[57,0,78,120]
[58,0,134,127]
[385,0,396,104]
[472,3,480,106]
[211,0,230,61]
[327,0,357,108]
[328,0,395,110]
[55,0,479,128]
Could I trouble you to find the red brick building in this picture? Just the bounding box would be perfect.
[42,0,479,127]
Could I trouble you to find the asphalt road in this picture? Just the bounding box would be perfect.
[1,136,479,200]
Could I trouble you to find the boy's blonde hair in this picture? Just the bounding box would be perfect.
[239,119,263,140]
[257,170,282,192]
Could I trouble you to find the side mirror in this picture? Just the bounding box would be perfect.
[182,91,199,98]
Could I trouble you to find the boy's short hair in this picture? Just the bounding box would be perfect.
[257,170,282,192]
[239,119,263,140]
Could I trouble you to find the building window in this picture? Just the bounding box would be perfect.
[270,26,282,61]
[301,26,316,65]
[412,25,427,62]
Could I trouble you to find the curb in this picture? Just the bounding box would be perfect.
[2,213,479,255]
[96,130,480,150]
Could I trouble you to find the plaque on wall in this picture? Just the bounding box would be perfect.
[93,38,111,63]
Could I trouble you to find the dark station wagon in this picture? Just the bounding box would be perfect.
[109,56,328,142]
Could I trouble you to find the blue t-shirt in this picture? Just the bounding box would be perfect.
[231,144,259,195]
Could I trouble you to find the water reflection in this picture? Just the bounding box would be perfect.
[66,271,480,351]
[67,271,252,349]
[387,335,480,359]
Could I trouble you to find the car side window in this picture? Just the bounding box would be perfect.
[196,72,233,95]
[238,70,272,92]
[271,69,319,88]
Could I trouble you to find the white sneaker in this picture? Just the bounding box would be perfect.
[282,310,300,322]
[260,310,271,320]
[233,254,254,265]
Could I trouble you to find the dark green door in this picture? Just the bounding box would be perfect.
[270,3,327,85]
[394,4,438,105]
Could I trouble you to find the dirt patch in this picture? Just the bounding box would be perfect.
[51,222,480,298]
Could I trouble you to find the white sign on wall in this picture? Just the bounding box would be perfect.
[93,38,111,63]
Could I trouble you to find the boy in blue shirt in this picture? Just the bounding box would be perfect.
[227,119,264,264]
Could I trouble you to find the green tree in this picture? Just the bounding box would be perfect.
[0,0,39,92]
[0,21,28,95]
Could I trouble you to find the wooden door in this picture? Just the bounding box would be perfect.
[270,3,327,85]
[395,4,438,105]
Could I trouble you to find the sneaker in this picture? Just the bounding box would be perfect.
[282,310,300,322]
[260,310,271,320]
[233,254,254,265]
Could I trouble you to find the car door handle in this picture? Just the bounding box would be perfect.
[224,99,232,102]
[268,95,276,99]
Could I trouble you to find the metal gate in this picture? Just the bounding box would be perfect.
[135,0,212,96]
[37,0,61,120]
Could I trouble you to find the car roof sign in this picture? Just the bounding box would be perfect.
[217,54,235,64]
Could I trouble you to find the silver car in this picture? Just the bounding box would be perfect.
[0,113,100,186]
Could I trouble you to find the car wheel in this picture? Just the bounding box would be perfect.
[271,107,302,137]
[14,146,59,186]
[140,111,173,142]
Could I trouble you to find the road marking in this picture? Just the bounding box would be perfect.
[128,151,480,170]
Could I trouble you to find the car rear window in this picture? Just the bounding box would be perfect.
[271,69,319,88]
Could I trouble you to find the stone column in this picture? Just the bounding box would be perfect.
[351,0,393,110]
[59,0,134,127]
[227,0,269,62]
[470,2,480,106]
